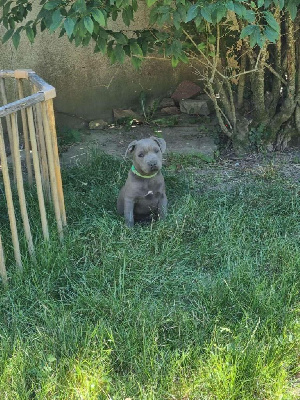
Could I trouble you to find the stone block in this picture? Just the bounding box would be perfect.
[113,108,141,121]
[180,99,211,116]
[160,106,180,115]
[160,97,175,108]
[89,119,109,129]
[171,81,202,103]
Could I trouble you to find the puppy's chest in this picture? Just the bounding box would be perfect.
[136,181,163,201]
[143,189,155,200]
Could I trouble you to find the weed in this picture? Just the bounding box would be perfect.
[57,129,82,152]
[152,116,179,127]
[139,91,160,123]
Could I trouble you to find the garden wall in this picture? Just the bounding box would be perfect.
[0,5,196,129]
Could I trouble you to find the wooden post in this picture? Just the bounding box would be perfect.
[0,78,16,182]
[0,235,8,286]
[26,106,49,241]
[17,79,33,185]
[10,112,35,258]
[0,119,22,270]
[41,102,63,241]
[46,99,67,226]
[34,101,51,201]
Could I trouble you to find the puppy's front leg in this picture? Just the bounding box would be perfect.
[124,198,135,227]
[158,195,168,220]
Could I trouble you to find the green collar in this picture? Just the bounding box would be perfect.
[131,165,158,179]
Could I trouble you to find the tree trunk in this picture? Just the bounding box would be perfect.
[267,13,297,144]
[251,47,268,126]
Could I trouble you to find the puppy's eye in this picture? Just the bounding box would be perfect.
[154,148,159,153]
[138,153,144,158]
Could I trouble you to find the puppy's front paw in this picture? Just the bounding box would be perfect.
[125,219,134,228]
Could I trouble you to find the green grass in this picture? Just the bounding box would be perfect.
[0,153,299,399]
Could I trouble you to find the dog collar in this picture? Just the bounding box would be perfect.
[131,165,158,179]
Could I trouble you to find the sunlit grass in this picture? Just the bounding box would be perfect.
[0,152,299,399]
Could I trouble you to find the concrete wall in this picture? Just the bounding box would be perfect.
[0,5,196,129]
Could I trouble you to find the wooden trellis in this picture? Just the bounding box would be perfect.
[0,69,66,285]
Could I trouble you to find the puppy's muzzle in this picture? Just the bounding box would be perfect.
[148,160,159,171]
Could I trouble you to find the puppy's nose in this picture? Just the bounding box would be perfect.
[148,160,157,168]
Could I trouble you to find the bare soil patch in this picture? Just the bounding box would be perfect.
[59,123,300,189]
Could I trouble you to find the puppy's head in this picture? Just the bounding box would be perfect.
[126,136,166,175]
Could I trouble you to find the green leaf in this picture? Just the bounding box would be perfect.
[74,19,87,38]
[8,17,15,30]
[3,1,12,16]
[132,0,138,12]
[186,4,199,22]
[244,10,255,23]
[264,25,279,43]
[257,0,264,7]
[94,43,101,53]
[82,34,90,46]
[98,27,108,39]
[179,53,189,63]
[97,37,107,53]
[130,41,143,56]
[122,8,132,26]
[92,9,106,26]
[212,5,227,24]
[240,24,256,39]
[208,35,216,44]
[83,16,94,34]
[47,355,56,363]
[26,26,35,43]
[12,30,20,49]
[43,0,60,10]
[64,17,75,38]
[249,26,261,47]
[173,11,181,30]
[146,0,158,6]
[50,9,63,31]
[234,3,247,17]
[72,0,86,13]
[2,28,14,44]
[131,56,142,69]
[197,42,206,51]
[264,11,279,33]
[171,56,179,68]
[264,0,272,6]
[74,35,82,46]
[256,29,265,48]
[194,16,203,29]
[286,2,297,20]
[115,44,125,63]
[227,1,234,11]
[201,7,212,23]
[112,32,128,44]
[59,27,65,37]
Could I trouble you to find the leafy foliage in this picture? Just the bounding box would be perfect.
[1,0,299,66]
[1,0,300,151]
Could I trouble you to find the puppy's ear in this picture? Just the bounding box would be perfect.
[151,136,166,153]
[125,140,138,158]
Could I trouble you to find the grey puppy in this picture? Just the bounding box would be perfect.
[117,136,167,227]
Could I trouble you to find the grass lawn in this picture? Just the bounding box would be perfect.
[0,152,299,399]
